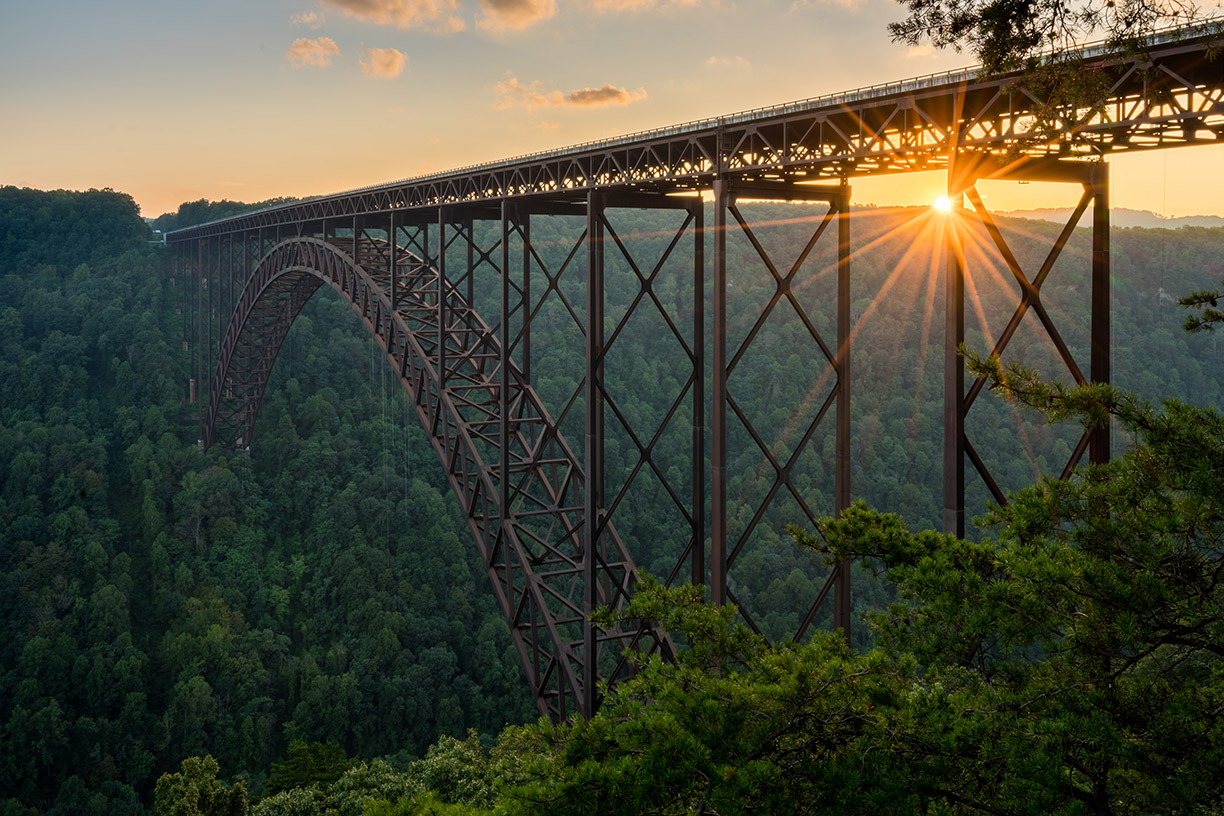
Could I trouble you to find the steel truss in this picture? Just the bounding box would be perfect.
[710,180,852,640]
[943,154,1109,537]
[164,26,1224,720]
[170,29,1220,244]
[191,195,712,719]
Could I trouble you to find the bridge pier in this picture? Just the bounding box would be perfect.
[944,153,1110,537]
[710,179,853,642]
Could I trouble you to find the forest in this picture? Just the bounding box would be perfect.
[1,184,1223,814]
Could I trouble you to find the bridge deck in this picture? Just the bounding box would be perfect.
[168,25,1224,243]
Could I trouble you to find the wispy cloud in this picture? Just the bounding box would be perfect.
[593,0,704,10]
[286,37,342,67]
[477,0,557,30]
[319,0,465,32]
[705,55,750,68]
[495,75,647,110]
[790,0,862,9]
[568,84,647,106]
[291,10,326,27]
[907,43,936,57]
[361,47,408,77]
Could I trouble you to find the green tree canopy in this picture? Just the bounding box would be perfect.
[497,366,1224,816]
[154,756,248,816]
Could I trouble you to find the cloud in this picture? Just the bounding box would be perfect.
[706,55,750,68]
[907,43,936,57]
[593,0,703,10]
[291,10,325,27]
[494,77,564,109]
[477,0,557,30]
[495,75,648,110]
[361,47,408,77]
[319,0,465,32]
[567,84,648,106]
[286,37,342,67]
[790,0,862,8]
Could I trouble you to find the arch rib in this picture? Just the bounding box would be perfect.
[206,236,671,720]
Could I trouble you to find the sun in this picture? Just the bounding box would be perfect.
[933,196,953,212]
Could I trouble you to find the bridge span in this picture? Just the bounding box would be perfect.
[168,26,1224,720]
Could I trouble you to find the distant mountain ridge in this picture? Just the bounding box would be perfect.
[1002,207,1224,229]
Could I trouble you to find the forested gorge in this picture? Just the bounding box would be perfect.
[0,188,534,814]
[2,185,1224,814]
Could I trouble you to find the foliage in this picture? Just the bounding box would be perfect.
[250,760,421,816]
[5,188,1224,813]
[409,732,495,809]
[154,756,248,816]
[885,0,1221,149]
[1180,282,1224,331]
[500,368,1224,814]
[363,792,492,816]
[264,743,354,797]
[499,582,914,816]
[888,0,1207,75]
[0,190,534,812]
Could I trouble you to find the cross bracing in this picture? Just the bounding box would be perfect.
[169,25,1222,719]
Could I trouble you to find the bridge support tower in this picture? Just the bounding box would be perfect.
[944,154,1110,537]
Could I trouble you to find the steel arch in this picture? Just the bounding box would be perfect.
[206,236,672,720]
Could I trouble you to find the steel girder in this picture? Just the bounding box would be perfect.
[196,227,680,720]
[168,28,1222,244]
[943,155,1110,537]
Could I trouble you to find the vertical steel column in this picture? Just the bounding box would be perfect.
[1090,164,1111,464]
[466,218,475,316]
[944,174,967,538]
[583,191,606,718]
[438,209,448,387]
[521,214,531,383]
[692,200,706,588]
[500,202,514,530]
[390,211,398,313]
[833,183,853,637]
[424,218,432,271]
[242,232,249,312]
[710,179,729,606]
[228,235,235,340]
[223,236,230,349]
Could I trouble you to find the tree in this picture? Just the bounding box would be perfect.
[497,362,1224,815]
[886,0,1220,149]
[154,756,248,816]
[889,0,1205,75]
[1179,284,1224,332]
[497,580,910,816]
[263,741,353,797]
[412,731,495,809]
[809,360,1224,814]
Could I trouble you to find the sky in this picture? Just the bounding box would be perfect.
[2,0,1222,219]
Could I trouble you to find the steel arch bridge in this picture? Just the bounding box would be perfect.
[169,25,1224,720]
